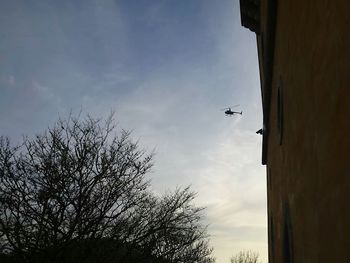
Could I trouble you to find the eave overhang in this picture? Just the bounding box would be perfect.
[239,0,277,165]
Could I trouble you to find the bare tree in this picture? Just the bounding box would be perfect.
[230,250,260,263]
[0,115,214,263]
[127,187,215,263]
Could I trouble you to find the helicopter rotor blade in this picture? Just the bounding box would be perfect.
[221,105,240,110]
[229,104,240,108]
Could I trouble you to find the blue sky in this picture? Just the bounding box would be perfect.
[0,1,266,262]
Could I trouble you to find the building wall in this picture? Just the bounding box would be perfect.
[266,1,350,263]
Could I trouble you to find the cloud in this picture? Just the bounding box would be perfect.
[179,127,267,263]
[32,81,55,100]
[8,75,16,86]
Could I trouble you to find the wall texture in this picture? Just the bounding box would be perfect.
[266,1,350,262]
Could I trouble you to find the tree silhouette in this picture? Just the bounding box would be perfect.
[230,250,260,263]
[0,115,214,263]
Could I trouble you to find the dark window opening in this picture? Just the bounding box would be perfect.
[267,167,272,192]
[282,202,293,263]
[277,79,283,145]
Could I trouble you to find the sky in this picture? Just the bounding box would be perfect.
[0,1,266,262]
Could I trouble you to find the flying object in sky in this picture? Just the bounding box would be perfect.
[221,105,242,117]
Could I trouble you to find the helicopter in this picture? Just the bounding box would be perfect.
[221,105,242,116]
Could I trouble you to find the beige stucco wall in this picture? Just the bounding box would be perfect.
[265,1,350,262]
